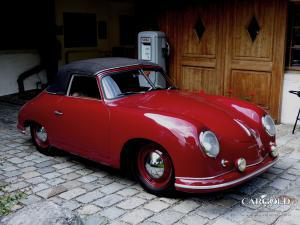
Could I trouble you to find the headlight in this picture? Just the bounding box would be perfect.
[199,130,220,158]
[262,115,276,136]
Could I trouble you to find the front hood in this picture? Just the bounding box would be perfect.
[114,90,256,142]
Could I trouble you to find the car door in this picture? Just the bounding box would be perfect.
[53,74,110,162]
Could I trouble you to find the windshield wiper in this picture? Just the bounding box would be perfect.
[167,86,177,90]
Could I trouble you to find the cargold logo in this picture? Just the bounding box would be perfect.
[241,194,296,206]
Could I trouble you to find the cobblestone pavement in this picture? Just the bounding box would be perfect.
[0,101,300,225]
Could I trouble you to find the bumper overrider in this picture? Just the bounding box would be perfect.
[175,154,278,193]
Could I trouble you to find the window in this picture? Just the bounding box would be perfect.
[63,13,97,48]
[143,69,169,89]
[286,3,300,69]
[68,76,101,100]
[101,70,153,99]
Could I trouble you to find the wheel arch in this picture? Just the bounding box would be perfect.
[120,138,173,176]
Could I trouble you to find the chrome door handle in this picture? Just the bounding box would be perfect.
[54,110,63,116]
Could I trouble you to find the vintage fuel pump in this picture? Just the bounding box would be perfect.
[138,31,169,72]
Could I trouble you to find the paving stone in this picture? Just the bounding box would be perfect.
[149,209,184,225]
[214,198,238,208]
[52,162,72,169]
[76,169,93,176]
[159,197,180,204]
[59,187,86,200]
[58,167,76,174]
[77,175,97,183]
[267,167,284,175]
[82,214,108,225]
[61,172,81,180]
[80,181,103,191]
[136,192,156,200]
[42,172,61,179]
[7,157,25,164]
[100,182,126,194]
[62,180,83,189]
[2,165,18,172]
[173,200,199,213]
[20,166,37,173]
[32,183,50,193]
[122,208,153,225]
[223,205,254,223]
[181,214,209,225]
[37,185,68,199]
[280,173,297,180]
[5,181,29,192]
[26,176,46,184]
[18,161,36,168]
[77,204,101,215]
[252,209,280,224]
[94,194,124,207]
[21,171,40,179]
[100,206,126,220]
[47,178,66,186]
[211,217,238,225]
[62,200,81,210]
[195,203,228,220]
[76,189,104,203]
[117,188,139,197]
[269,178,291,190]
[36,166,56,174]
[275,208,300,224]
[117,197,147,210]
[35,160,56,168]
[4,170,22,178]
[260,172,277,180]
[144,200,170,212]
[20,194,42,205]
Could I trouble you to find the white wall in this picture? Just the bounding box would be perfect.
[0,53,47,96]
[281,72,300,124]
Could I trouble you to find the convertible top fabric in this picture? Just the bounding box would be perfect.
[46,57,158,95]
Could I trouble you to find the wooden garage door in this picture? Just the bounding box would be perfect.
[158,0,287,121]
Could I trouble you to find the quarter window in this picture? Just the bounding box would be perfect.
[68,75,101,100]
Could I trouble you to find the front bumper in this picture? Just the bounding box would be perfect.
[175,155,278,193]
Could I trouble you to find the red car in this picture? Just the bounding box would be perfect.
[17,58,278,195]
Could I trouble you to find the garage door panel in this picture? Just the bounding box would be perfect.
[230,70,271,109]
[181,66,219,95]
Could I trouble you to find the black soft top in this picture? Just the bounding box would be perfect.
[47,57,158,95]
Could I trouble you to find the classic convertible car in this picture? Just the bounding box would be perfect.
[17,58,278,195]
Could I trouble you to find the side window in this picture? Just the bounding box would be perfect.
[68,75,101,100]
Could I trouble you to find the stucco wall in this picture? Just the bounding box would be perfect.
[0,53,47,96]
[281,72,300,124]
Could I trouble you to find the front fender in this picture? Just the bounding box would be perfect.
[109,106,234,178]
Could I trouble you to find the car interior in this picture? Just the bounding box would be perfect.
[69,75,101,100]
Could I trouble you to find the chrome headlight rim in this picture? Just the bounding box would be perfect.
[262,114,276,137]
[199,130,220,158]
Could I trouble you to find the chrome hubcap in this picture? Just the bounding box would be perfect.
[145,151,165,179]
[36,126,47,142]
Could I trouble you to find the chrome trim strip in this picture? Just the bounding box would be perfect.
[176,170,234,180]
[175,158,278,190]
[175,155,269,180]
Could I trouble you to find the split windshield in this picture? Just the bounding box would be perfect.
[101,68,174,99]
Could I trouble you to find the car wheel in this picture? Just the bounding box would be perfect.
[30,123,52,155]
[136,144,174,196]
